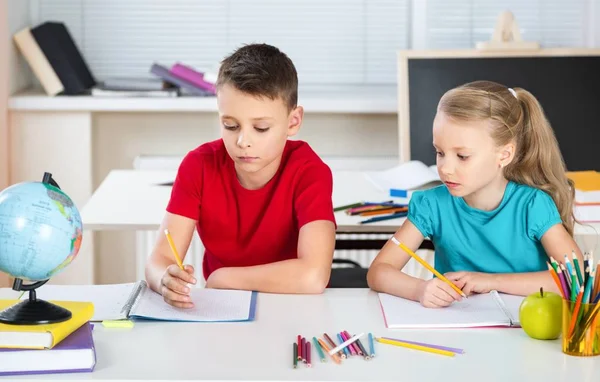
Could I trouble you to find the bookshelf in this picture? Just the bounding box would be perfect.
[9,85,397,114]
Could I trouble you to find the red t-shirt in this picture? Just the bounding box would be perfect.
[166,139,336,280]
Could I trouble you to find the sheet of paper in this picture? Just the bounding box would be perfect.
[130,288,255,322]
[365,161,441,192]
[378,292,511,328]
[26,283,136,321]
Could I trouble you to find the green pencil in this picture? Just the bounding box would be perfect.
[312,337,327,362]
[334,202,363,212]
[293,342,298,369]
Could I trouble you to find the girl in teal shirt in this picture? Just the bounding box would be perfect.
[367,80,583,308]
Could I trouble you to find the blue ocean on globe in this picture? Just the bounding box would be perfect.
[0,181,83,281]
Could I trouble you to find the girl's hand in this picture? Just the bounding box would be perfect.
[416,278,463,308]
[160,264,196,308]
[444,271,497,296]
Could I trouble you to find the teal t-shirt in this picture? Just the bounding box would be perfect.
[407,181,562,274]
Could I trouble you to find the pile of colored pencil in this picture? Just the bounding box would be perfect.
[334,201,408,224]
[547,251,599,355]
[293,332,375,368]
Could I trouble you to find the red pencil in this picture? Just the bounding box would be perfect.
[301,337,306,362]
[297,335,302,360]
[306,340,312,367]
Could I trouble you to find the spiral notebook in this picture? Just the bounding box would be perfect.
[378,290,524,328]
[27,281,257,323]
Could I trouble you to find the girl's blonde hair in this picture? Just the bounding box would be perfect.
[438,80,575,236]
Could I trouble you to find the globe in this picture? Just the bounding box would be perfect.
[0,180,83,281]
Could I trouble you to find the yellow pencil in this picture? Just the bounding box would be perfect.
[391,237,467,298]
[164,229,184,270]
[376,337,455,357]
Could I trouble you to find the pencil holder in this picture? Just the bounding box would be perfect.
[562,299,600,357]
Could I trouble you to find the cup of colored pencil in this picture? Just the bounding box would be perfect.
[548,253,600,356]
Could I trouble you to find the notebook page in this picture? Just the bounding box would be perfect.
[365,161,441,192]
[493,292,525,326]
[24,283,136,321]
[130,288,254,322]
[378,292,511,328]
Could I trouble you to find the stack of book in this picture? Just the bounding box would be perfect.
[567,171,600,222]
[14,21,217,98]
[0,300,96,376]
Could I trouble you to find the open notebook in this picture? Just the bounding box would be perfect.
[26,281,257,323]
[378,291,524,328]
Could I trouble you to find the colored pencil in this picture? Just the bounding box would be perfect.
[330,333,364,356]
[340,332,356,356]
[368,333,375,357]
[381,337,465,354]
[573,251,584,287]
[293,343,298,369]
[556,265,570,299]
[337,333,350,358]
[324,333,345,359]
[317,338,341,364]
[343,331,362,355]
[297,335,302,360]
[359,211,408,224]
[376,337,455,357]
[312,337,326,363]
[547,263,564,298]
[301,337,306,362]
[568,290,584,338]
[359,207,408,217]
[306,340,312,368]
[164,229,184,270]
[355,336,371,360]
[391,237,467,298]
[334,202,363,212]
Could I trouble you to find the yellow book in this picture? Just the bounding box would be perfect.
[566,171,600,204]
[0,300,94,349]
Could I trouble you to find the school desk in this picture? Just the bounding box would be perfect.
[81,169,600,241]
[80,169,405,232]
[0,288,597,382]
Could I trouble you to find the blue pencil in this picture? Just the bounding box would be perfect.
[359,212,408,224]
[368,333,375,357]
[337,333,350,357]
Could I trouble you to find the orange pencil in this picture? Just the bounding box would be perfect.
[317,338,341,364]
[568,290,584,338]
[360,207,408,217]
[547,263,564,298]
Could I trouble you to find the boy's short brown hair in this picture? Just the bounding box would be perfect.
[216,43,298,111]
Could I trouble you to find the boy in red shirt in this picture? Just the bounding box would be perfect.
[145,44,336,307]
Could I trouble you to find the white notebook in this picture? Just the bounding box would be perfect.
[365,161,441,194]
[27,281,257,322]
[378,291,524,329]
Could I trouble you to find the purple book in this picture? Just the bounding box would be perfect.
[170,63,216,94]
[0,321,96,376]
[150,63,213,96]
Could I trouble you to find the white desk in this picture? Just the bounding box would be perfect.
[81,169,600,239]
[81,170,406,233]
[3,288,599,382]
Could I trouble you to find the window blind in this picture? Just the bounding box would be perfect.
[33,0,410,85]
[425,0,588,49]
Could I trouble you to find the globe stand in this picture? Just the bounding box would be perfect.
[0,278,72,325]
[0,172,72,325]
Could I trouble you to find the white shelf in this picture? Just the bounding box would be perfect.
[8,85,397,114]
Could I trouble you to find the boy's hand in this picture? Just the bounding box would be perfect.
[416,278,463,308]
[444,271,496,296]
[160,264,196,309]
